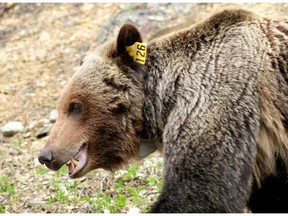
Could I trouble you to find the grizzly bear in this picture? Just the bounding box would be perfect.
[38,9,288,212]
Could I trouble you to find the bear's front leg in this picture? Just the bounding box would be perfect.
[149,119,257,213]
[150,154,253,212]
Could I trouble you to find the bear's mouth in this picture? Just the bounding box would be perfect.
[66,142,88,178]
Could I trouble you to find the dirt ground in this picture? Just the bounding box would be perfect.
[0,3,287,213]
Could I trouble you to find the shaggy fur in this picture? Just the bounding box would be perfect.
[39,9,288,212]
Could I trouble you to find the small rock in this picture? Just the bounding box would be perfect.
[49,110,58,123]
[36,124,53,139]
[29,119,50,130]
[23,132,31,138]
[1,121,24,137]
[148,15,165,21]
[64,18,74,27]
[42,180,50,185]
[39,31,51,42]
[27,200,47,207]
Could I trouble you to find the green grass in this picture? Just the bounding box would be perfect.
[0,204,5,213]
[55,165,68,178]
[11,137,22,146]
[47,167,79,206]
[0,175,18,213]
[10,137,23,153]
[122,163,139,181]
[36,166,47,175]
[28,155,163,213]
[0,175,15,195]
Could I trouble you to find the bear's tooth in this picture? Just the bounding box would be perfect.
[72,159,78,166]
[66,160,71,165]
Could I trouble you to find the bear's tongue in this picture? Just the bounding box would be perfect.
[66,145,88,177]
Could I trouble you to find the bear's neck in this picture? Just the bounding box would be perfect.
[142,26,208,146]
[142,35,192,145]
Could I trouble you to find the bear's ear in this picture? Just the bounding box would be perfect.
[116,23,143,56]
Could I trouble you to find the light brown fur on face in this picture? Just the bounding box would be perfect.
[39,39,146,178]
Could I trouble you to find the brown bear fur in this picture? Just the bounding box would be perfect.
[39,9,288,212]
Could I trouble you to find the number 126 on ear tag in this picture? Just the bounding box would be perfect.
[126,42,147,65]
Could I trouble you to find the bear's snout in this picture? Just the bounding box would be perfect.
[38,150,62,171]
[38,150,52,164]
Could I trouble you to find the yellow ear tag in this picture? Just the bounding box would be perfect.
[126,42,147,65]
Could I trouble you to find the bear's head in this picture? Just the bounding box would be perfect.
[38,23,146,178]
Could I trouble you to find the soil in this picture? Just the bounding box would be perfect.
[0,2,287,213]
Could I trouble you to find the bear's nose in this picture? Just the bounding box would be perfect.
[38,150,53,165]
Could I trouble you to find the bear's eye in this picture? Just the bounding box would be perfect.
[68,102,82,115]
